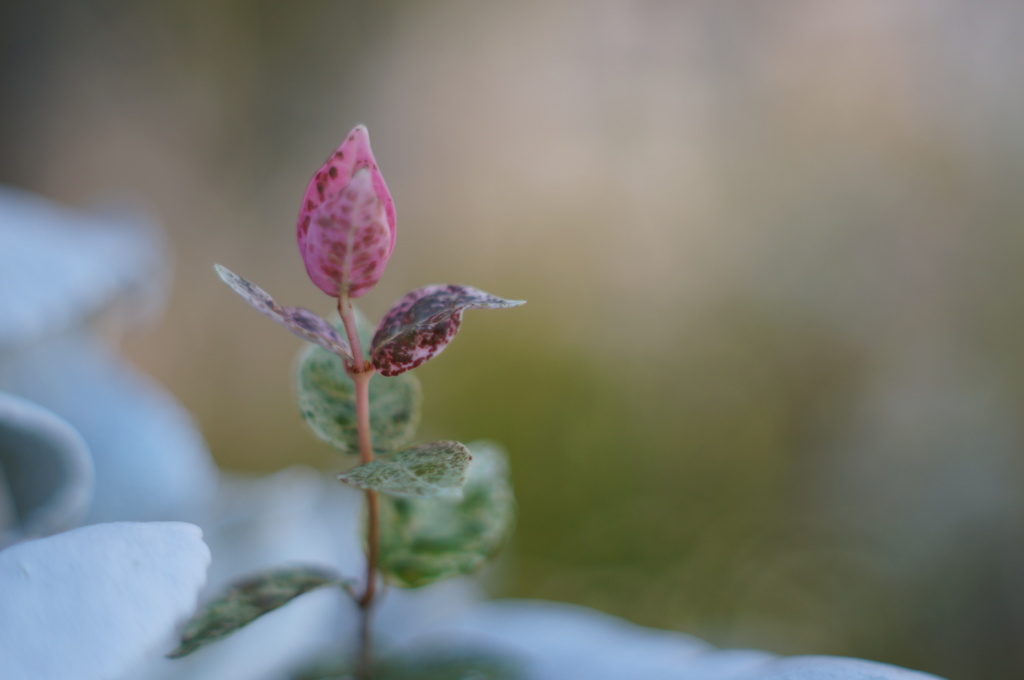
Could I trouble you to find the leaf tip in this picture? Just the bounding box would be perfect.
[213,263,236,283]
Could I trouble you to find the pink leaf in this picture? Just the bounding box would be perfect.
[296,125,396,298]
[215,265,352,360]
[371,285,525,377]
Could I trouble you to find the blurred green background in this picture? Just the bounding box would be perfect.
[4,2,1024,678]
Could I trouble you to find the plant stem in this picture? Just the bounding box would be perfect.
[338,293,379,680]
[351,367,374,465]
[338,293,369,374]
[357,487,379,677]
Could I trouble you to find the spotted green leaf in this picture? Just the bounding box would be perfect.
[215,264,351,360]
[370,285,525,377]
[377,442,515,588]
[168,565,347,659]
[338,441,471,498]
[296,341,421,454]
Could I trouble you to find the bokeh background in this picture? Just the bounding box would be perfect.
[4,2,1024,678]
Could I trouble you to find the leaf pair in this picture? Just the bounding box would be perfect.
[298,340,472,498]
[168,446,517,659]
[216,265,523,377]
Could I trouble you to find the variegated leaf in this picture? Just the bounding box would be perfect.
[370,285,525,377]
[296,341,422,454]
[377,442,515,588]
[168,565,348,659]
[215,265,351,360]
[297,126,396,298]
[337,441,471,498]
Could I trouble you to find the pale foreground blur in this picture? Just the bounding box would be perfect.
[3,3,1023,678]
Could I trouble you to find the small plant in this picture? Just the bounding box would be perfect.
[170,126,524,678]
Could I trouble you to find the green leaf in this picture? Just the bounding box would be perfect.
[338,441,471,497]
[377,441,516,588]
[296,341,422,454]
[168,565,347,659]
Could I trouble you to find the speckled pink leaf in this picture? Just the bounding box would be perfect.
[296,125,396,298]
[214,264,351,360]
[371,285,525,377]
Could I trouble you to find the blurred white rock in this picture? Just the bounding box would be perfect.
[0,521,210,680]
[0,186,217,524]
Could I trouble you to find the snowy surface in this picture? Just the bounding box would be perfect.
[407,600,946,680]
[0,522,210,680]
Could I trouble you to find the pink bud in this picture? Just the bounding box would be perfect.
[296,125,396,298]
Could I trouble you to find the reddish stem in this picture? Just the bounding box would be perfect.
[337,293,379,680]
[357,488,379,675]
[351,369,375,465]
[338,293,369,374]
